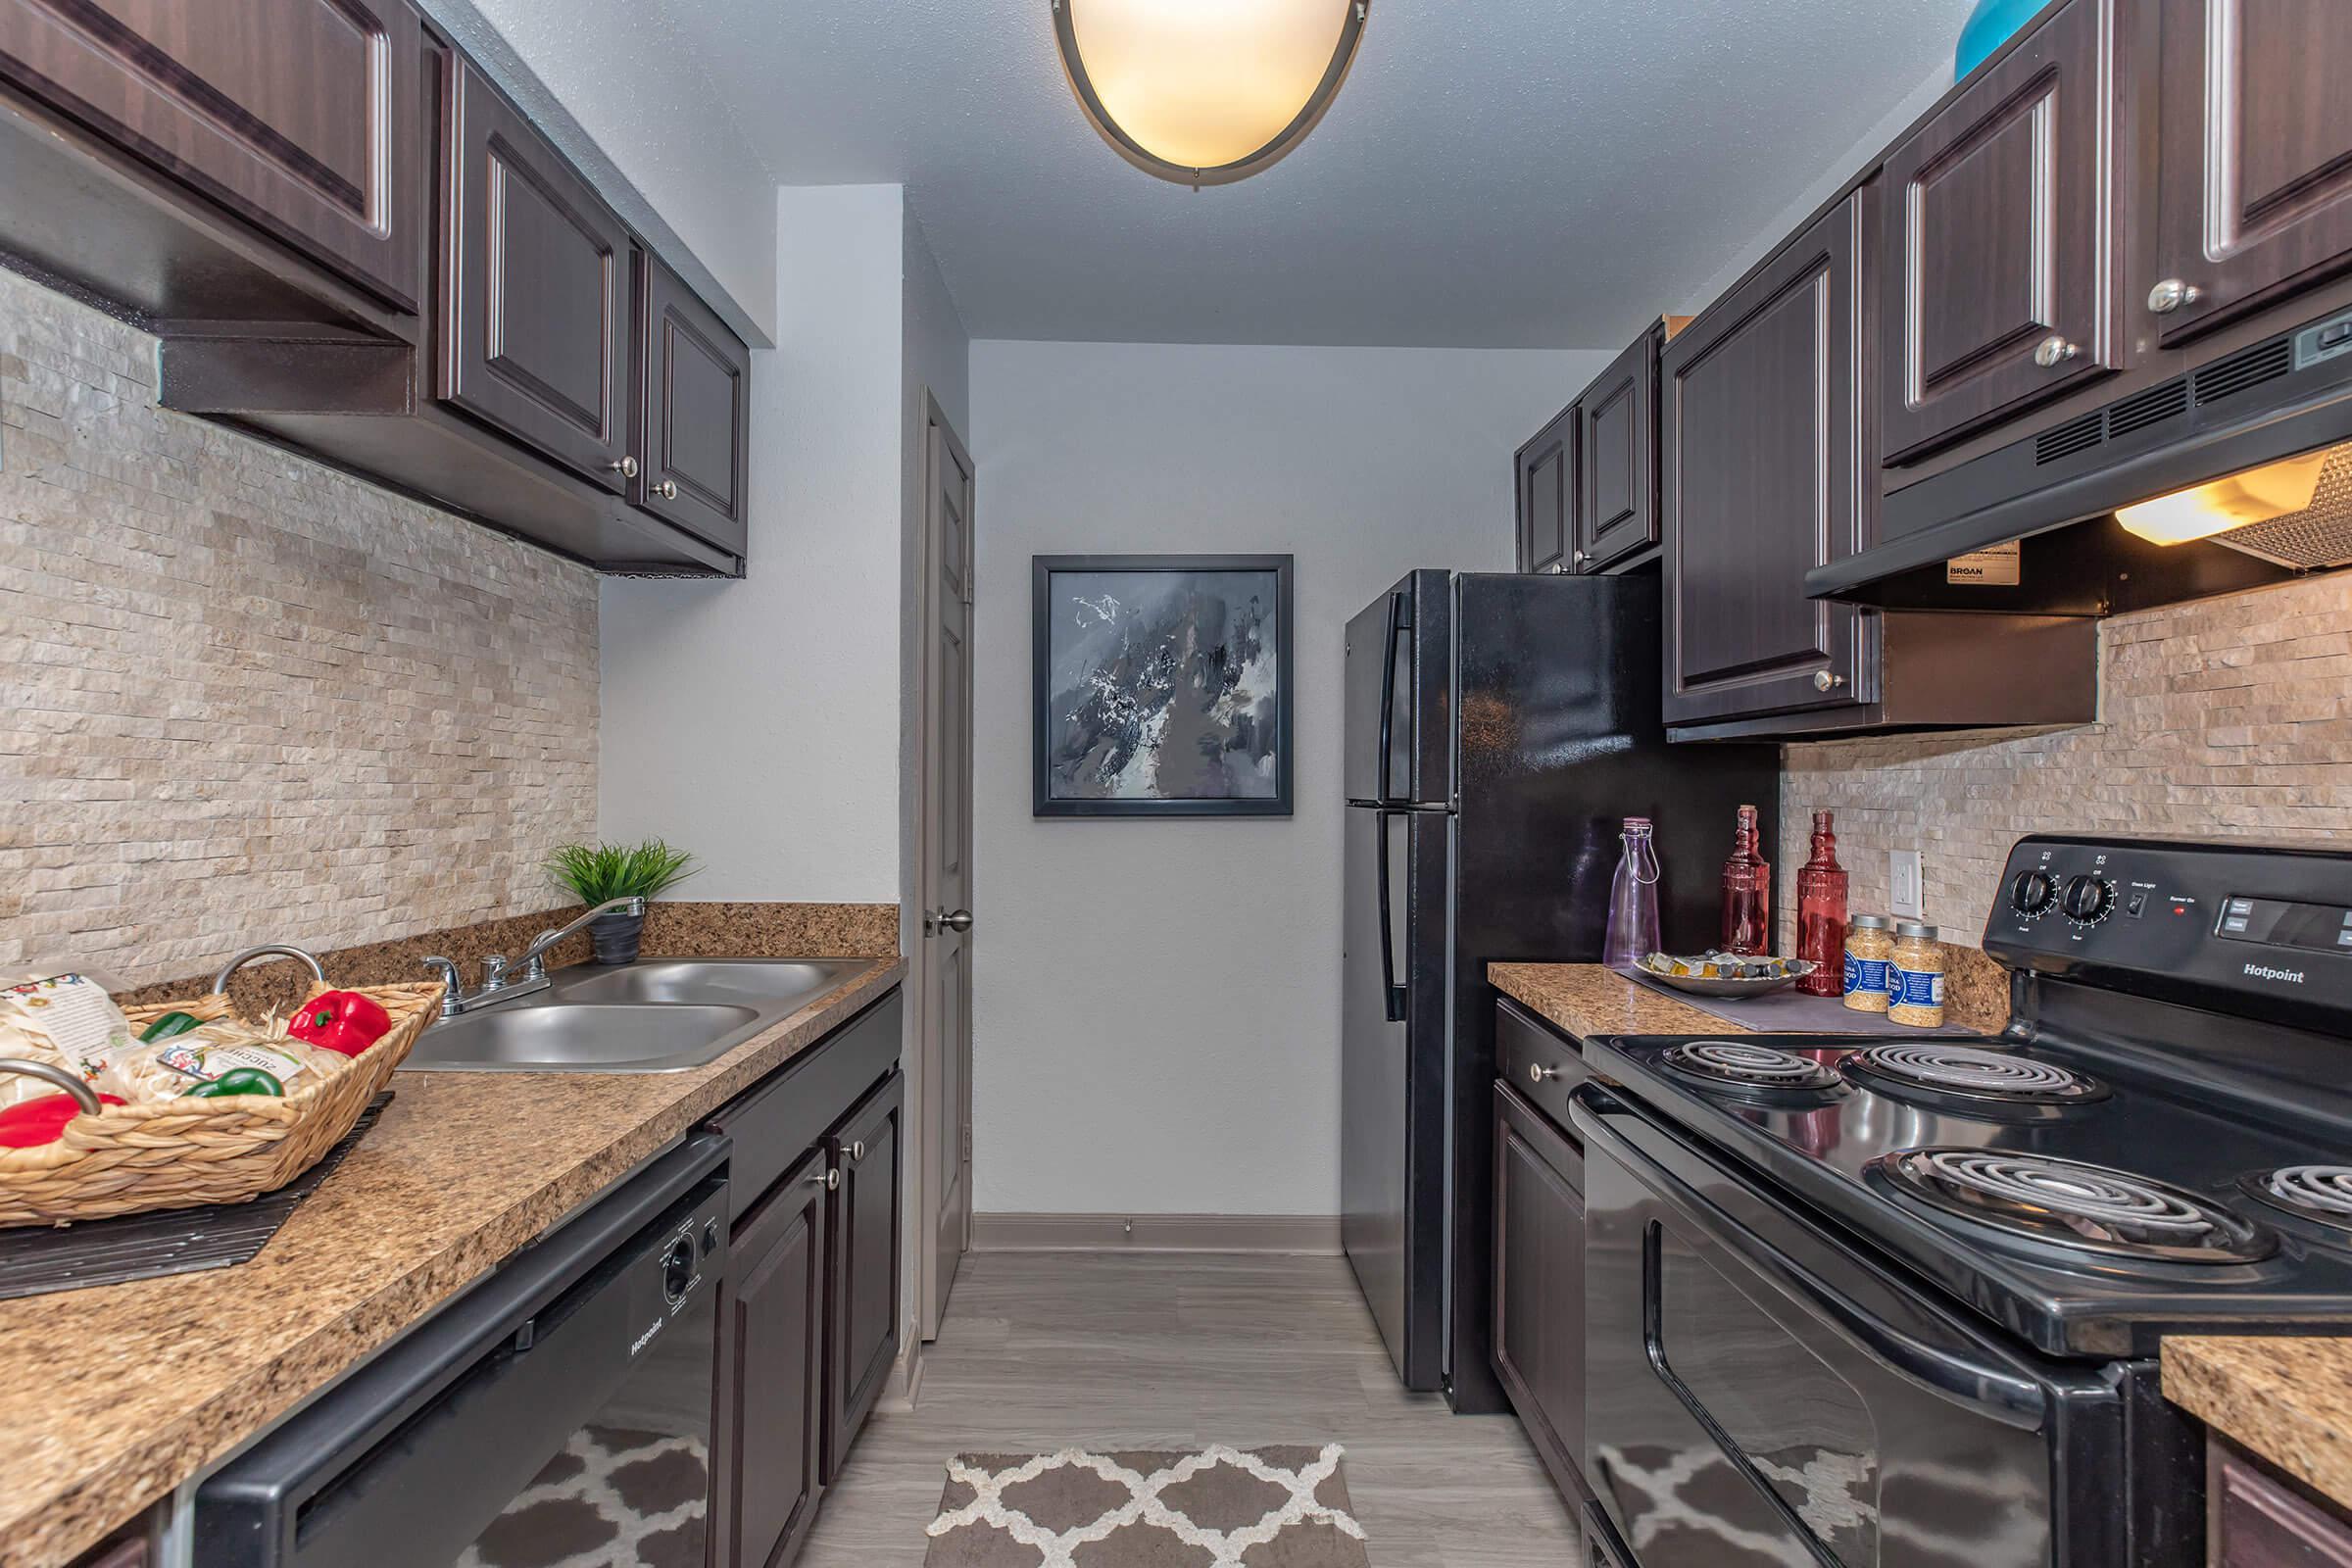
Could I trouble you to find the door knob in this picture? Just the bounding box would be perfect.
[652,479,679,500]
[2033,335,2080,368]
[2147,279,2202,316]
[1813,669,1847,692]
[935,908,974,934]
[608,455,639,478]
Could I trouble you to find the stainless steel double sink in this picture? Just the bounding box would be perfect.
[400,960,858,1074]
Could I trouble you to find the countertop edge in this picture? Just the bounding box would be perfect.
[2163,1335,2352,1512]
[20,956,905,1568]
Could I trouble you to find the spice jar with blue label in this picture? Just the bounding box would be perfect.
[1841,914,1894,1013]
[1888,920,1947,1027]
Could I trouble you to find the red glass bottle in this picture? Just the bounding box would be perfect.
[1794,810,1849,996]
[1720,804,1772,956]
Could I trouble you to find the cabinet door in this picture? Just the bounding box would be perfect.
[1492,1085,1584,1500]
[2210,1438,2352,1568]
[2153,0,2352,344]
[1515,409,1574,573]
[440,55,631,490]
[638,253,751,556]
[714,1148,829,1568]
[1882,0,2118,460]
[1576,329,1658,570]
[1661,190,1875,726]
[0,0,423,310]
[824,1070,903,1482]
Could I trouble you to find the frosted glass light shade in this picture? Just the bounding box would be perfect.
[1054,0,1367,184]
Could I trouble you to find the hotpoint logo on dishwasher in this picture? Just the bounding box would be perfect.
[2243,961,2307,985]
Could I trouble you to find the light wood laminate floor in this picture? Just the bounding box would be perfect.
[801,1250,1582,1566]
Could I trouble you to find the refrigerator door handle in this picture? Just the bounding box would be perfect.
[1376,590,1406,807]
[1377,808,1406,1023]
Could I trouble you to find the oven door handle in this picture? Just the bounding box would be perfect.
[1574,1097,2048,1429]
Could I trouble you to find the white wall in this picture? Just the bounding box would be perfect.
[967,339,1609,1216]
[601,186,909,899]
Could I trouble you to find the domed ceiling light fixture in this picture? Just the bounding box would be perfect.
[1050,0,1370,187]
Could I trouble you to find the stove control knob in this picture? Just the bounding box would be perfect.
[2063,875,2115,925]
[2011,869,2058,916]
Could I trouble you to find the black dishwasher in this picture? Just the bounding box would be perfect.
[196,1135,729,1568]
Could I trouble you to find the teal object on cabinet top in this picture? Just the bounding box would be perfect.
[1957,0,2042,77]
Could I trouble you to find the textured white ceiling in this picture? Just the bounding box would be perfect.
[552,0,1978,348]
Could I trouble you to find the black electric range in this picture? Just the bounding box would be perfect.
[1573,836,2352,1568]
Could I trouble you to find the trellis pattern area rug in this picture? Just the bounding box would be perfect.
[923,1444,1370,1567]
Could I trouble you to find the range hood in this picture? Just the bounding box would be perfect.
[1810,302,2352,614]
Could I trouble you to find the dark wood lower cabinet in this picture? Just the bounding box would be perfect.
[714,1147,830,1568]
[1492,1081,1586,1508]
[826,1070,904,1483]
[2210,1436,2352,1568]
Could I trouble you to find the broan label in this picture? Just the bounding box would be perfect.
[1946,540,2023,586]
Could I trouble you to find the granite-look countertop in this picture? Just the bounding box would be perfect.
[2165,1336,2352,1509]
[1489,953,2011,1043]
[2,956,904,1568]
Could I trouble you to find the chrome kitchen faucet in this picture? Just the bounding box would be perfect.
[422,897,646,1018]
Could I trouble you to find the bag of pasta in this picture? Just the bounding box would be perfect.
[98,1017,351,1103]
[0,974,133,1109]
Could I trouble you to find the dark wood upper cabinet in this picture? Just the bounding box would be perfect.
[0,0,423,311]
[1575,327,1660,570]
[1514,408,1574,573]
[714,1147,829,1568]
[440,54,631,492]
[2151,0,2352,345]
[823,1070,902,1484]
[637,251,751,556]
[1492,1083,1585,1506]
[1882,0,2119,462]
[1662,189,1876,727]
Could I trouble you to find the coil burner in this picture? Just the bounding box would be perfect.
[1659,1040,1841,1095]
[1842,1044,2106,1104]
[1877,1150,2275,1264]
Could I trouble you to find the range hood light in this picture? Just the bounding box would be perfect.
[1051,0,1369,185]
[2114,451,2329,546]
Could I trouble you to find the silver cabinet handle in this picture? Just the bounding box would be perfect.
[1530,1062,1560,1084]
[2033,335,2080,368]
[2148,279,2202,315]
[651,478,679,500]
[608,455,639,478]
[851,1140,867,1161]
[1571,548,1589,565]
[809,1166,840,1192]
[1814,669,1848,692]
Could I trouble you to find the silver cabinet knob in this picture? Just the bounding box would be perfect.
[2033,335,2080,368]
[1529,1062,1560,1084]
[1571,549,1589,565]
[651,478,679,501]
[850,1140,867,1161]
[609,455,639,478]
[1814,669,1848,692]
[936,908,974,934]
[2148,279,2202,315]
[809,1166,840,1192]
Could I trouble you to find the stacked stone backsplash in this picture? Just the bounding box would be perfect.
[1,267,601,990]
[1783,571,2352,952]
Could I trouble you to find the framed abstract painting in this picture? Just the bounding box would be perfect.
[1032,555,1293,818]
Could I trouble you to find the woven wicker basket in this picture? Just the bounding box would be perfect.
[0,980,441,1227]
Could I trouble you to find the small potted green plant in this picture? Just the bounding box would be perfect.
[545,839,700,964]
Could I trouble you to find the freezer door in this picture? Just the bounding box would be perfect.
[1342,804,1447,1389]
[1344,573,1450,807]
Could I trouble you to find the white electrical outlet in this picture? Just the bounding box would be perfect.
[1889,850,1925,920]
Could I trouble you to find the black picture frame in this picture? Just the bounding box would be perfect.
[1032,554,1295,818]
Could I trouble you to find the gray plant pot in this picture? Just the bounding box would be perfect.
[588,910,646,965]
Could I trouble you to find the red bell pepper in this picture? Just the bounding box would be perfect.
[288,990,394,1057]
[0,1092,125,1148]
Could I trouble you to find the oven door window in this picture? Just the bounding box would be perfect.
[1643,1220,1878,1565]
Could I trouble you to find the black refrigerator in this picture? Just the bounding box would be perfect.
[1341,570,1780,1412]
